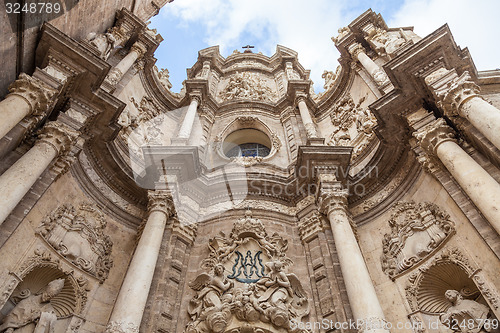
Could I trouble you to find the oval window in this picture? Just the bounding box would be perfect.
[223,129,272,158]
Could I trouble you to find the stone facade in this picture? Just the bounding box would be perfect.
[0,5,500,333]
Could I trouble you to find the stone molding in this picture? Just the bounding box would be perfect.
[413,118,456,155]
[347,42,365,59]
[317,183,349,217]
[38,121,80,156]
[130,41,148,59]
[432,70,481,117]
[298,211,326,243]
[8,73,58,117]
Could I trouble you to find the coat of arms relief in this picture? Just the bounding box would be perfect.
[185,210,310,333]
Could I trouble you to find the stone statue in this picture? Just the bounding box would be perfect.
[440,289,491,333]
[0,278,65,333]
[86,32,116,60]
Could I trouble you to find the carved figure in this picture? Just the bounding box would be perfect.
[86,32,116,60]
[219,72,276,102]
[440,290,491,333]
[0,279,65,333]
[367,28,406,57]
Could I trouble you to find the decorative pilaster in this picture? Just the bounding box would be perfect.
[105,190,174,333]
[426,69,500,151]
[414,117,500,235]
[0,73,57,140]
[0,121,79,226]
[348,42,388,86]
[317,179,390,333]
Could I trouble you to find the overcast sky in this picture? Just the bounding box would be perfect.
[149,0,499,93]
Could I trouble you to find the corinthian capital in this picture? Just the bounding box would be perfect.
[147,190,174,217]
[38,121,79,156]
[413,118,456,155]
[433,71,481,117]
[347,42,365,59]
[130,41,148,59]
[8,73,58,116]
[317,182,349,216]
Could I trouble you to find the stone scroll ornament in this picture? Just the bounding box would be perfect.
[381,201,455,280]
[185,209,310,333]
[36,204,113,282]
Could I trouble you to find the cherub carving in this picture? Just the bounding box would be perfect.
[0,279,65,333]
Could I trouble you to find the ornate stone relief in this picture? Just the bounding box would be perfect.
[219,72,277,102]
[85,31,116,60]
[381,201,455,279]
[365,28,407,57]
[185,210,310,333]
[35,203,113,282]
[298,211,326,243]
[331,27,350,44]
[433,71,481,117]
[405,248,499,314]
[8,73,57,117]
[327,95,377,159]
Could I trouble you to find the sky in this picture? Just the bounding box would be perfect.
[149,0,500,93]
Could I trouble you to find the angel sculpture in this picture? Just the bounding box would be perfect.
[186,264,233,332]
[440,290,491,333]
[255,259,309,328]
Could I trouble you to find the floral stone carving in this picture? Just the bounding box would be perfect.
[382,201,455,280]
[185,209,310,333]
[36,204,113,282]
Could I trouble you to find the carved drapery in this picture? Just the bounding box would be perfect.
[381,201,455,280]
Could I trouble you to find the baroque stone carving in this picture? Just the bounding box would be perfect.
[38,121,79,156]
[185,210,310,333]
[433,71,481,117]
[104,321,139,333]
[440,289,492,333]
[36,204,113,282]
[413,118,455,155]
[381,201,455,279]
[219,72,277,102]
[365,28,407,57]
[8,73,57,117]
[0,278,65,333]
[298,211,326,243]
[86,32,116,60]
[405,248,499,314]
[331,27,350,44]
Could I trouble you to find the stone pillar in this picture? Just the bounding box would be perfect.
[0,121,78,226]
[0,73,57,141]
[427,70,500,151]
[296,96,318,139]
[177,95,201,140]
[414,117,500,235]
[105,41,147,86]
[348,43,388,86]
[105,190,174,333]
[318,180,389,333]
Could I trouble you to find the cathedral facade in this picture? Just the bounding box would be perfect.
[0,3,500,333]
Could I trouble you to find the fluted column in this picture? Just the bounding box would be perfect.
[415,118,500,235]
[296,96,318,139]
[106,190,174,333]
[105,41,147,86]
[428,70,500,151]
[0,121,78,225]
[0,73,57,141]
[177,95,201,140]
[318,181,389,333]
[348,43,388,86]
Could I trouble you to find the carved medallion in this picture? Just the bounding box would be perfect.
[381,201,455,279]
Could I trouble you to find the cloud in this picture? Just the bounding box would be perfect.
[389,0,500,70]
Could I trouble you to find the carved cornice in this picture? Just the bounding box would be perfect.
[147,190,175,217]
[8,73,58,116]
[413,118,456,155]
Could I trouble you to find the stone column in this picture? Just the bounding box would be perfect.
[0,73,57,141]
[414,117,500,235]
[318,181,389,333]
[427,70,500,151]
[348,43,388,86]
[105,190,174,333]
[296,96,318,138]
[105,41,147,86]
[177,95,201,140]
[0,121,78,226]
